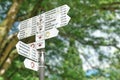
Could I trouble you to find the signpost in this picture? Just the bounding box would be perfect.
[16,4,70,80]
[24,58,39,71]
[38,49,45,80]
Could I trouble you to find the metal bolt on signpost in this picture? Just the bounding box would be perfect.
[38,49,45,80]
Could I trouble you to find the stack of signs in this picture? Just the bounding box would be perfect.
[29,28,59,49]
[16,4,71,71]
[17,4,70,40]
[16,41,39,62]
[16,41,39,71]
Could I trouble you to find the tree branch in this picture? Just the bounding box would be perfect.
[60,31,120,51]
[0,0,44,76]
[99,2,120,11]
[0,0,23,46]
[0,34,17,55]
[0,49,18,76]
[16,0,44,21]
[0,34,18,68]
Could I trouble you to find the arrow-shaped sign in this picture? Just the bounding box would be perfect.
[24,58,39,71]
[36,28,59,41]
[17,4,70,40]
[16,41,38,61]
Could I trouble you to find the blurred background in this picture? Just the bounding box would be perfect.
[0,0,120,80]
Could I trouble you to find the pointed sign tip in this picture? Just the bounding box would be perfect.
[55,28,59,32]
[17,32,20,39]
[67,15,71,22]
[23,58,26,65]
[63,4,70,13]
[54,28,59,36]
[65,4,70,10]
[18,24,20,30]
[16,41,19,48]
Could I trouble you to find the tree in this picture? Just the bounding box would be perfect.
[0,0,120,80]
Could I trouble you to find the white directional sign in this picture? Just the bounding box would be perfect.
[17,4,70,40]
[24,58,39,71]
[43,4,70,30]
[16,41,38,61]
[36,28,59,41]
[29,40,45,49]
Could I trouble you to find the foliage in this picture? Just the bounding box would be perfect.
[0,0,120,80]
